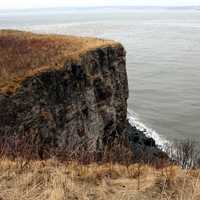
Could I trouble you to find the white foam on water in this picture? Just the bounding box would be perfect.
[127,109,198,168]
[127,109,170,151]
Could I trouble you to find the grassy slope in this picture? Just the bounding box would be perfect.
[0,159,199,200]
[0,30,120,94]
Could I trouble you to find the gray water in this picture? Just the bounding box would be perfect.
[1,8,200,143]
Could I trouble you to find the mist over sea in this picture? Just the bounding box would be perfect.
[1,7,200,143]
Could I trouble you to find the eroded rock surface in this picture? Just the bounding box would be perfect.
[0,30,128,156]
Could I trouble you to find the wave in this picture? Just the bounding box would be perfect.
[127,109,170,151]
[128,110,199,168]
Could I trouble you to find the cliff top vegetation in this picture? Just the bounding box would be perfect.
[0,30,120,94]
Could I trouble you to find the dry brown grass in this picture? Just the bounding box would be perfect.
[0,30,120,94]
[0,158,199,200]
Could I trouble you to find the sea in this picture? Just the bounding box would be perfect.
[1,7,200,147]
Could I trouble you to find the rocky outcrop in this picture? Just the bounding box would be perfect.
[0,30,128,157]
[126,123,168,164]
[0,30,167,163]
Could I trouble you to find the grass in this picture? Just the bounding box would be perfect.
[0,29,121,94]
[0,158,199,200]
[0,130,199,199]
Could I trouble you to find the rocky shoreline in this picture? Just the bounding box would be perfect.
[0,30,167,163]
[126,122,168,164]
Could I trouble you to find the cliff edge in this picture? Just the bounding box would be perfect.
[0,30,128,158]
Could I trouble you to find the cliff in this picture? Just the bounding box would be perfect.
[0,30,128,158]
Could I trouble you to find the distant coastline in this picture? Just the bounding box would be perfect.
[1,5,200,14]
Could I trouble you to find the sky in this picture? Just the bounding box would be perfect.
[1,0,200,10]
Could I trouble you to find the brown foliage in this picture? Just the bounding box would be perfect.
[0,30,119,94]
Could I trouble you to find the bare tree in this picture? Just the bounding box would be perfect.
[167,139,200,169]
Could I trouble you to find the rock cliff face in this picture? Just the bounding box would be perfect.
[0,30,128,156]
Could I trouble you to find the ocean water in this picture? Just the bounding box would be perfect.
[1,8,200,145]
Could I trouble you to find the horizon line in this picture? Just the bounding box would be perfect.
[1,5,200,12]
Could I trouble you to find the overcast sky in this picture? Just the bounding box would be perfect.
[1,0,200,10]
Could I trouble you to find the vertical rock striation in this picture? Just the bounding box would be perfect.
[0,30,128,157]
